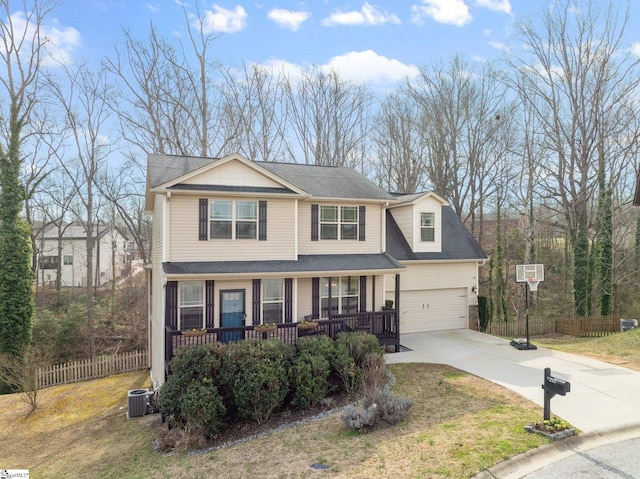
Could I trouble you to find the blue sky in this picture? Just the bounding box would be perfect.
[37,0,636,91]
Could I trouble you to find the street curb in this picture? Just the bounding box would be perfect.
[473,423,640,479]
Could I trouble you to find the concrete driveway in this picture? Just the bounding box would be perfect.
[385,329,640,433]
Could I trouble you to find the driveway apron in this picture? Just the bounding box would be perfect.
[385,329,640,433]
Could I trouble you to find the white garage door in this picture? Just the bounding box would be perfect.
[400,288,467,333]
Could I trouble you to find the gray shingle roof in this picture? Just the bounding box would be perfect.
[257,161,394,200]
[386,208,487,261]
[147,154,395,201]
[162,253,404,276]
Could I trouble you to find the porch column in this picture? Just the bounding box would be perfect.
[394,274,400,313]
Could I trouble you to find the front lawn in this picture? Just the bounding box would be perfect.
[0,364,548,478]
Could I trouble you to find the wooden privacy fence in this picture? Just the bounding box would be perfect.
[37,350,148,389]
[488,317,623,338]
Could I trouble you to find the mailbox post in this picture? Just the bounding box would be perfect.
[542,367,570,421]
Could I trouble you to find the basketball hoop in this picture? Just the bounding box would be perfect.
[527,278,540,292]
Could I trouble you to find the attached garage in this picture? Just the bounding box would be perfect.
[399,288,468,333]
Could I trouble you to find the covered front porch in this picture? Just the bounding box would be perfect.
[164,309,400,367]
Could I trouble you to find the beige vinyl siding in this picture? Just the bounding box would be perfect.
[296,278,313,321]
[168,195,296,262]
[152,194,165,264]
[385,262,478,306]
[389,205,414,247]
[182,160,284,188]
[297,201,384,255]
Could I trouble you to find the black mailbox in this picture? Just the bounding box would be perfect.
[545,374,570,396]
[541,367,570,420]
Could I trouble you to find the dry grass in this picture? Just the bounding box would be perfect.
[534,328,640,371]
[0,364,548,478]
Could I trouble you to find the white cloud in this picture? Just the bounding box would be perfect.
[146,3,161,13]
[411,0,472,27]
[475,0,511,15]
[9,12,81,66]
[200,5,247,34]
[489,41,507,51]
[322,2,401,27]
[262,50,418,90]
[267,8,310,31]
[632,43,640,58]
[324,50,419,87]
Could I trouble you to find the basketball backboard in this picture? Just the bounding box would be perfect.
[515,264,544,283]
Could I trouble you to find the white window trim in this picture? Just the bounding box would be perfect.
[209,199,258,240]
[320,205,358,241]
[420,212,435,242]
[178,281,204,330]
[262,278,284,324]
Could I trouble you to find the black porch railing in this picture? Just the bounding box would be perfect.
[164,310,399,367]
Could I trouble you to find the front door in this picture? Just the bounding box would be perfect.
[220,289,245,343]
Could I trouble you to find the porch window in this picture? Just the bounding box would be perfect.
[420,212,435,242]
[262,278,284,324]
[210,200,257,240]
[320,206,358,240]
[179,281,204,330]
[320,276,359,318]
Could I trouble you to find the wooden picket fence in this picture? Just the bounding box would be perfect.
[37,350,148,389]
[487,318,556,337]
[488,316,622,338]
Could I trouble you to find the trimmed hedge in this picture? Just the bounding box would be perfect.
[158,332,388,441]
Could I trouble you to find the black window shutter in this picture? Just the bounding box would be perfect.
[284,278,293,323]
[259,200,267,241]
[311,204,319,241]
[358,205,366,241]
[359,276,367,312]
[312,277,319,319]
[205,280,215,328]
[199,198,208,241]
[165,281,178,329]
[252,279,261,325]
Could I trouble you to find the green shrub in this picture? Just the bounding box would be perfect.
[333,332,383,394]
[478,295,491,332]
[220,340,294,424]
[158,345,226,430]
[289,351,331,409]
[179,378,226,438]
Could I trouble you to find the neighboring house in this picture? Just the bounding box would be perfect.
[145,154,487,386]
[37,225,129,287]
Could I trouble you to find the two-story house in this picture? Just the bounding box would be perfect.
[37,225,129,288]
[146,154,486,386]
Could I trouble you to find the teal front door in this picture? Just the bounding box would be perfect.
[220,290,245,343]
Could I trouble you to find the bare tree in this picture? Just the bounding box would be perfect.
[284,67,373,169]
[373,90,428,193]
[507,0,640,315]
[407,56,513,230]
[220,63,290,162]
[105,9,233,159]
[45,63,113,359]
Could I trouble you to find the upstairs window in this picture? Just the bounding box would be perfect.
[63,255,73,265]
[421,212,435,242]
[40,256,58,270]
[320,205,358,240]
[210,200,257,240]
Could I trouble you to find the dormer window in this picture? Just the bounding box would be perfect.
[421,212,435,242]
